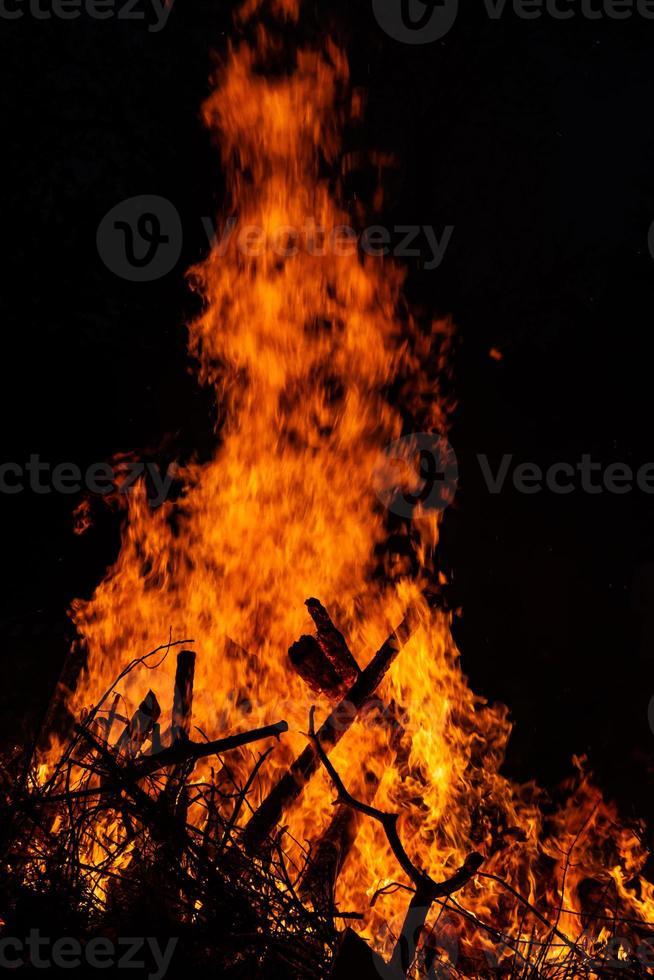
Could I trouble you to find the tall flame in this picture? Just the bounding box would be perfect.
[53,0,653,968]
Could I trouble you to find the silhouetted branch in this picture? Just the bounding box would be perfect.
[307,706,483,902]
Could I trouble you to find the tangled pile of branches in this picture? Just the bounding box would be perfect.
[0,641,336,979]
[0,629,652,979]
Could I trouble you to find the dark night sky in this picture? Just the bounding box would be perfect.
[1,0,654,838]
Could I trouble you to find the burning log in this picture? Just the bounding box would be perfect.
[288,635,348,697]
[131,721,289,780]
[289,611,393,900]
[289,601,362,698]
[167,649,197,822]
[301,800,363,905]
[305,598,360,688]
[288,601,412,903]
[171,649,196,739]
[243,600,426,850]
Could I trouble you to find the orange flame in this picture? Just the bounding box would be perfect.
[44,0,653,969]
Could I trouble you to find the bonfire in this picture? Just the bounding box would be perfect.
[2,0,653,977]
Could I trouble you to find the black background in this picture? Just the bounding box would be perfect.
[1,0,653,839]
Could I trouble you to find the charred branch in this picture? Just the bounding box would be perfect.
[307,706,483,903]
[301,701,406,903]
[172,649,196,739]
[305,598,361,687]
[243,600,425,850]
[166,649,198,822]
[131,721,289,780]
[288,635,348,698]
[307,705,483,976]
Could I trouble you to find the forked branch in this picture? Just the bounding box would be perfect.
[307,706,483,902]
